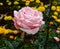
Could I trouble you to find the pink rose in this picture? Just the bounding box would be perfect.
[54,37,60,42]
[13,7,44,34]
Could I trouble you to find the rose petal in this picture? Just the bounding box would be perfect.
[20,28,39,35]
[14,23,21,29]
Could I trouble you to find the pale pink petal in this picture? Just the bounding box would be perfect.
[20,28,39,35]
[14,23,21,29]
[14,10,18,17]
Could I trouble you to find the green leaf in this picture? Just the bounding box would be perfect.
[4,40,14,49]
[23,44,28,49]
[0,47,7,49]
[12,41,19,48]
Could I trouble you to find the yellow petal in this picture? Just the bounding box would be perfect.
[51,6,56,11]
[52,15,57,20]
[38,6,45,12]
[56,19,60,23]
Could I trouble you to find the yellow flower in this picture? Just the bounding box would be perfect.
[56,6,60,12]
[0,30,3,34]
[57,27,60,31]
[37,6,45,12]
[52,15,57,20]
[36,0,40,3]
[51,6,56,11]
[26,1,30,3]
[44,5,48,8]
[7,29,13,33]
[8,16,13,20]
[8,2,12,5]
[0,27,13,34]
[31,7,37,10]
[18,6,21,8]
[0,27,3,30]
[30,0,34,2]
[6,0,10,2]
[13,30,18,35]
[0,27,3,34]
[49,21,54,25]
[56,9,60,12]
[25,3,30,6]
[54,11,58,16]
[0,27,4,32]
[25,1,30,6]
[55,19,60,23]
[57,6,60,9]
[10,35,14,39]
[4,16,8,20]
[0,2,3,6]
[3,29,9,35]
[14,1,19,5]
[4,16,13,20]
[40,2,44,6]
[22,0,26,2]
